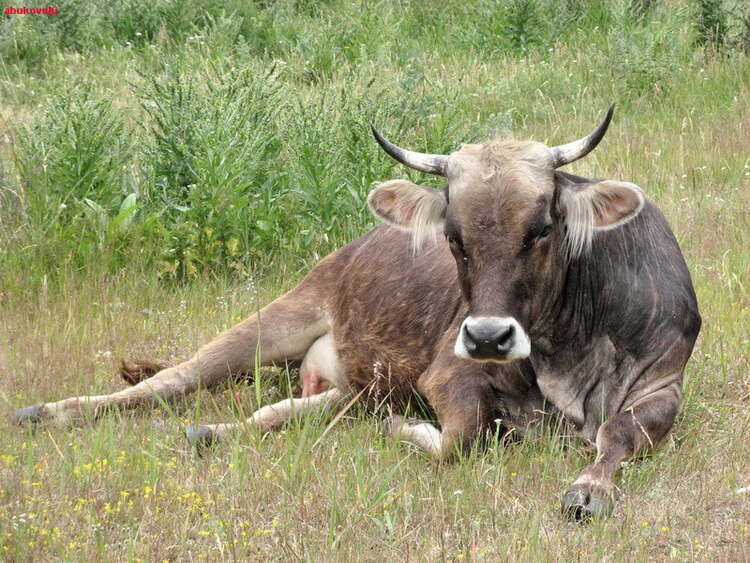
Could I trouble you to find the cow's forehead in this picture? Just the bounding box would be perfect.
[445,140,554,218]
[447,139,553,172]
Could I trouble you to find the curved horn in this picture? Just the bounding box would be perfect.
[370,124,448,176]
[550,105,615,168]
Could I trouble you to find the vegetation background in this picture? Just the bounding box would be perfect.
[0,0,748,559]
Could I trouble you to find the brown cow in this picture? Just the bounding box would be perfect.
[12,107,700,520]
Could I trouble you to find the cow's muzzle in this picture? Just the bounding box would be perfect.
[454,316,531,363]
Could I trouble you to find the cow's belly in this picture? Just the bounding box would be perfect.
[299,333,345,396]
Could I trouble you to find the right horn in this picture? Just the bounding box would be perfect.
[370,124,448,176]
[550,105,615,168]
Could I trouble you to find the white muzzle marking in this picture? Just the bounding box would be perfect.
[454,315,531,363]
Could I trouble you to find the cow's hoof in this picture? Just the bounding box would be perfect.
[561,484,614,522]
[11,404,45,427]
[186,425,216,449]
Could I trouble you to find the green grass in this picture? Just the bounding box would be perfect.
[1,0,749,560]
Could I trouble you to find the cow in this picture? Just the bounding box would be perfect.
[12,106,701,520]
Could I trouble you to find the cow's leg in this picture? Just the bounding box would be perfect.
[385,400,495,460]
[186,331,345,445]
[384,416,444,457]
[561,383,681,521]
[385,356,496,460]
[186,388,346,446]
[11,283,330,427]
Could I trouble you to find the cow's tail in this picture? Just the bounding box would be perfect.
[119,359,164,385]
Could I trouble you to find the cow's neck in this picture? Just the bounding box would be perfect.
[531,255,601,359]
[526,256,616,438]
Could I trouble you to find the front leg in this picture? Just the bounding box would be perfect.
[384,415,444,457]
[562,383,681,521]
[386,350,498,460]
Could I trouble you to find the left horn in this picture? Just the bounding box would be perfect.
[370,124,448,176]
[550,105,615,168]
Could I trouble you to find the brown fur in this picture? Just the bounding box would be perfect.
[330,226,461,406]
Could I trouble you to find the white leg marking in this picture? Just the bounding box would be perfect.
[391,418,443,457]
[212,388,345,437]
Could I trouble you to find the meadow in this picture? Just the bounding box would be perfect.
[0,0,749,560]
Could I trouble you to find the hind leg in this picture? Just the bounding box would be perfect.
[187,332,348,444]
[11,280,331,427]
[186,388,346,446]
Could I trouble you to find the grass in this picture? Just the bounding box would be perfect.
[1,0,749,560]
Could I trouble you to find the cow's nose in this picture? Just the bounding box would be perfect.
[455,316,531,362]
[463,320,515,357]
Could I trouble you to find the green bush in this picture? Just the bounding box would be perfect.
[15,87,134,229]
[694,0,729,50]
[136,62,285,278]
[504,0,545,54]
[1,0,748,286]
[10,86,140,272]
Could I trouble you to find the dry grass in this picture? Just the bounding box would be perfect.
[0,262,748,561]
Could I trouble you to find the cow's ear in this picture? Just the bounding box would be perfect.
[367,180,446,231]
[554,172,645,257]
[554,173,645,230]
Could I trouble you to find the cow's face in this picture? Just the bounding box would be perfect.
[368,107,645,363]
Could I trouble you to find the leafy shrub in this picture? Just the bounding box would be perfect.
[733,6,750,53]
[0,0,253,64]
[11,86,139,271]
[100,0,173,46]
[1,0,748,288]
[694,0,729,51]
[465,0,546,54]
[15,86,134,230]
[0,3,59,66]
[504,0,544,54]
[137,61,285,278]
[610,21,679,98]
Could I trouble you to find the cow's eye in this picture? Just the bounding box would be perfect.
[446,234,466,256]
[538,224,552,239]
[523,224,553,249]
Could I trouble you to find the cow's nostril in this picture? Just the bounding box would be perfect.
[496,325,514,352]
[463,324,478,352]
[457,317,530,362]
[464,321,515,357]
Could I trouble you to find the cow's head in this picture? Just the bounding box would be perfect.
[368,106,644,363]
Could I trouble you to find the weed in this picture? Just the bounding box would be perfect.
[694,0,729,51]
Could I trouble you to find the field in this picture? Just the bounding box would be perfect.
[1,0,749,560]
